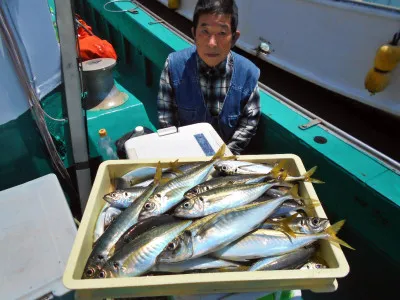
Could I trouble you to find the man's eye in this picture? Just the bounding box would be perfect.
[219,32,227,36]
[201,29,209,35]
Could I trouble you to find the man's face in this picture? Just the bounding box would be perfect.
[192,13,239,67]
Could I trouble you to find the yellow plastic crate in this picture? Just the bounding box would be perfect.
[63,154,350,299]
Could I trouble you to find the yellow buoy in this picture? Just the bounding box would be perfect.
[374,44,400,72]
[364,67,390,95]
[364,39,399,94]
[168,0,180,9]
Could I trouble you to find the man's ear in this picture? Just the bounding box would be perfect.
[191,27,196,41]
[232,30,240,48]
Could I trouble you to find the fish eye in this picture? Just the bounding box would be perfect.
[124,192,129,197]
[97,255,104,260]
[144,202,154,210]
[167,242,176,251]
[99,271,106,278]
[183,202,191,209]
[111,193,117,197]
[199,196,205,201]
[222,166,227,171]
[86,268,94,276]
[312,218,319,225]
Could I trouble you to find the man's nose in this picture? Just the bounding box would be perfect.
[208,35,217,48]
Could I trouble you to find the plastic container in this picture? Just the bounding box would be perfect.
[0,174,77,299]
[98,128,118,160]
[63,154,350,299]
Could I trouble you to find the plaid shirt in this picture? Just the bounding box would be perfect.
[157,51,261,155]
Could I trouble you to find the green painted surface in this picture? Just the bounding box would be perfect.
[86,81,156,158]
[0,109,54,192]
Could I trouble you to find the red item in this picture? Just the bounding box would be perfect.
[76,16,117,61]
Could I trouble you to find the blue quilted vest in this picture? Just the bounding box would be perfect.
[168,46,260,142]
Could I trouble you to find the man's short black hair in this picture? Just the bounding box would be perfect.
[193,0,239,34]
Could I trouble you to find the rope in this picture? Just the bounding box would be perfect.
[103,0,139,13]
[391,30,400,45]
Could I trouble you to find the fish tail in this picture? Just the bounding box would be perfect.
[211,144,226,161]
[324,220,355,250]
[287,184,300,199]
[270,160,286,178]
[169,159,184,174]
[303,200,321,216]
[153,161,163,185]
[303,166,325,184]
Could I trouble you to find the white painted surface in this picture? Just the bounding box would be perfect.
[0,174,76,299]
[158,0,400,116]
[125,122,233,159]
[0,0,61,125]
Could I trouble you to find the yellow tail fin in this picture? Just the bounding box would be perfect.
[169,159,184,175]
[287,185,300,200]
[303,166,325,184]
[277,213,301,238]
[270,160,286,178]
[302,200,321,216]
[153,162,163,185]
[325,220,355,250]
[211,144,226,161]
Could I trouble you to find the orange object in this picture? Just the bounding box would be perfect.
[76,16,117,61]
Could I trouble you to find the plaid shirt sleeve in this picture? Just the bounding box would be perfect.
[157,58,179,128]
[227,85,261,155]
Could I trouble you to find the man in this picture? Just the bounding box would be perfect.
[157,0,261,155]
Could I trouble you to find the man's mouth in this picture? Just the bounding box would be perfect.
[206,53,219,57]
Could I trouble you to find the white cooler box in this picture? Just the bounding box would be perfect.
[124,123,233,160]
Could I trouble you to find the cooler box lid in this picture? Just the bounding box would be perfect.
[124,123,232,159]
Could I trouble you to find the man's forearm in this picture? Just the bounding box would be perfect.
[157,58,178,128]
[227,86,261,155]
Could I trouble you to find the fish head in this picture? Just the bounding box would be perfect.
[303,217,330,234]
[301,261,328,270]
[174,197,204,218]
[103,190,133,205]
[138,194,164,220]
[96,265,117,279]
[82,254,107,279]
[185,184,209,199]
[157,231,193,263]
[104,207,121,228]
[214,161,237,175]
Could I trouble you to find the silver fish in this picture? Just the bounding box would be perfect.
[213,221,353,261]
[262,216,330,235]
[301,261,328,270]
[97,220,192,278]
[82,164,163,279]
[184,174,268,199]
[248,246,316,271]
[214,160,276,175]
[93,202,110,244]
[175,182,279,218]
[115,163,201,189]
[103,187,147,209]
[139,145,227,220]
[116,166,159,189]
[104,207,122,229]
[158,196,297,263]
[152,257,243,273]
